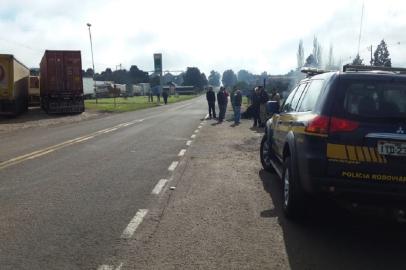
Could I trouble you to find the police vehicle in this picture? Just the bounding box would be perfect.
[260,65,406,219]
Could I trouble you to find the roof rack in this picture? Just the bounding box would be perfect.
[300,67,329,78]
[343,64,406,74]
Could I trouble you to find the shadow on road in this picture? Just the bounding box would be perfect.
[0,107,70,123]
[259,169,406,270]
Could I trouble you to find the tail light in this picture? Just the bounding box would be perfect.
[305,115,329,134]
[329,117,359,132]
[305,115,359,134]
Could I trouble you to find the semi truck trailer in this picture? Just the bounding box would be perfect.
[0,54,30,115]
[40,50,85,113]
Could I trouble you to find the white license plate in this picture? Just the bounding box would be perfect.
[378,141,406,156]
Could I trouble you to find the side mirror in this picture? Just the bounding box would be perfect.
[267,101,279,114]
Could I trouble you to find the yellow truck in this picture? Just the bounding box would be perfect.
[0,54,30,115]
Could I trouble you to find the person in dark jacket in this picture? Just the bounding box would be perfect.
[206,87,216,119]
[233,89,242,125]
[162,89,169,105]
[259,86,269,127]
[251,87,261,127]
[217,87,227,123]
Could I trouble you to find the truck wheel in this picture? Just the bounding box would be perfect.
[282,156,306,219]
[260,135,275,173]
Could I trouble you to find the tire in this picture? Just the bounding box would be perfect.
[282,156,306,219]
[260,134,275,173]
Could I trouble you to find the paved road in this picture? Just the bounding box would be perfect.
[0,97,207,270]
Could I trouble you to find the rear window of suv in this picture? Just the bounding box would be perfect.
[335,79,406,121]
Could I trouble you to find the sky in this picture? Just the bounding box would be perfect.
[1,0,406,76]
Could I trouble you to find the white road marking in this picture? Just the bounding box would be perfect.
[116,263,123,270]
[191,134,196,139]
[151,179,168,195]
[204,114,209,119]
[194,129,199,133]
[121,209,148,239]
[97,265,114,270]
[198,125,203,129]
[168,161,179,171]
[186,140,192,146]
[0,119,144,171]
[178,149,186,157]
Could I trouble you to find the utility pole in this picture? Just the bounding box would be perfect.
[369,45,373,66]
[86,23,97,104]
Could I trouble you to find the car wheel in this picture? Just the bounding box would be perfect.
[282,156,306,219]
[260,135,275,173]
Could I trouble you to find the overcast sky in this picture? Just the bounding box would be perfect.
[1,0,406,75]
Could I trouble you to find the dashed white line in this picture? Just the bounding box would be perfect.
[151,179,168,195]
[168,161,179,171]
[121,209,148,239]
[204,114,209,120]
[97,265,114,270]
[191,134,196,139]
[186,140,192,146]
[178,149,187,157]
[198,125,203,129]
[194,129,199,133]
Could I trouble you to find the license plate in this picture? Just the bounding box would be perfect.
[378,141,406,156]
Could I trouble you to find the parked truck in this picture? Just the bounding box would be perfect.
[40,50,85,113]
[0,54,30,115]
[28,76,40,106]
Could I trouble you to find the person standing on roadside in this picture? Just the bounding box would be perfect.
[259,86,269,127]
[206,87,216,119]
[233,89,242,125]
[162,88,169,105]
[217,87,227,123]
[251,87,261,127]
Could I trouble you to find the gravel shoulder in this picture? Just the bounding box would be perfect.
[122,115,290,269]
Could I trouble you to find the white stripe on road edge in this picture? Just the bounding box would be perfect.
[97,265,113,270]
[186,140,192,146]
[178,149,186,157]
[168,161,179,171]
[198,125,203,129]
[204,114,209,120]
[97,262,123,270]
[194,129,199,133]
[191,134,196,139]
[121,209,148,239]
[151,179,168,195]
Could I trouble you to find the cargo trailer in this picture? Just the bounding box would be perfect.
[40,50,85,113]
[0,54,30,115]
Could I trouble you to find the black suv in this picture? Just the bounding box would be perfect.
[260,65,406,219]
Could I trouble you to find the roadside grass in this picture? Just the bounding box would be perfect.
[85,95,197,112]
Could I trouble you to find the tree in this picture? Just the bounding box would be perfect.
[352,54,364,65]
[237,69,255,85]
[183,67,203,88]
[297,40,304,69]
[208,70,221,86]
[327,45,334,69]
[304,54,317,67]
[312,36,322,68]
[222,69,237,88]
[129,65,149,83]
[235,81,248,90]
[373,39,391,67]
[200,73,208,87]
[84,68,94,77]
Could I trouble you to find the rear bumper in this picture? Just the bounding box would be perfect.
[310,176,406,205]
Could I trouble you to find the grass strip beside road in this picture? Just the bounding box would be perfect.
[85,95,197,112]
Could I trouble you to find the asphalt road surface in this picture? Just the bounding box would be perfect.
[0,97,207,270]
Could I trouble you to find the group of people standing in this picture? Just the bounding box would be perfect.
[206,86,280,128]
[206,86,242,125]
[148,87,169,105]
